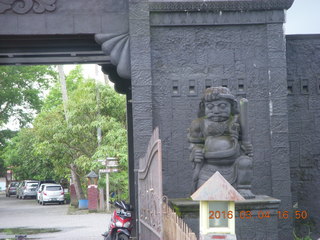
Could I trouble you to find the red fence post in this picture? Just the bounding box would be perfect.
[88,185,99,211]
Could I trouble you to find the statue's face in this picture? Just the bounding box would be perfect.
[205,100,231,122]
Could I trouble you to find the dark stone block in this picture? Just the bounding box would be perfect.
[129,19,150,37]
[74,15,101,33]
[101,13,129,33]
[131,69,152,86]
[17,15,46,34]
[46,15,73,34]
[0,15,18,33]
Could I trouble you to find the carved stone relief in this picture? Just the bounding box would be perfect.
[0,0,56,14]
[95,33,131,80]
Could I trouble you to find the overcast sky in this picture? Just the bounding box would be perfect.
[285,0,320,34]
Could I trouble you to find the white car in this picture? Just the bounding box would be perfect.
[36,181,56,203]
[39,184,64,205]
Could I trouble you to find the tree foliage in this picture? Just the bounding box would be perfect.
[42,65,84,112]
[1,66,129,200]
[0,65,57,177]
[2,128,56,180]
[0,65,57,128]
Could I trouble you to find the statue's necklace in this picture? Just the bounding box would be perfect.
[204,119,229,136]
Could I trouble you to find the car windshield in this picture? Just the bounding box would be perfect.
[27,183,38,187]
[11,182,18,187]
[46,186,62,191]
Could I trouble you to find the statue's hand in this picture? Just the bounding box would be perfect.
[241,142,253,157]
[194,149,204,163]
[230,122,240,139]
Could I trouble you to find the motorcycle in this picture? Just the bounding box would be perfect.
[102,200,133,240]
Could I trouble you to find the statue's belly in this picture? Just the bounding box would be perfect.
[205,136,233,151]
[204,136,238,161]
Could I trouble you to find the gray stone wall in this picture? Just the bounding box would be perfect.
[150,9,292,239]
[286,34,320,239]
[151,24,272,196]
[0,0,128,34]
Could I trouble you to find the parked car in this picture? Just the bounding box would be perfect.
[6,181,19,197]
[17,180,39,199]
[39,183,64,205]
[16,182,23,199]
[35,180,56,203]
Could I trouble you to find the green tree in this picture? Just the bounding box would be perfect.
[0,129,16,177]
[42,65,84,112]
[33,76,128,199]
[0,65,57,128]
[2,128,57,180]
[0,65,57,177]
[1,66,128,200]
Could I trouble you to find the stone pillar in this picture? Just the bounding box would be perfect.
[88,185,99,211]
[147,1,294,239]
[70,184,77,207]
[266,23,293,239]
[129,0,153,237]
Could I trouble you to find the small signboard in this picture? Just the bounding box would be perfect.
[99,168,119,173]
[107,161,119,167]
[106,168,119,173]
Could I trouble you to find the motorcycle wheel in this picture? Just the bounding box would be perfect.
[102,233,113,240]
[117,233,129,240]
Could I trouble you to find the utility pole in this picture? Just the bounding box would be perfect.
[106,170,110,211]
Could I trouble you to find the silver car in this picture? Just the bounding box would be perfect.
[17,180,39,199]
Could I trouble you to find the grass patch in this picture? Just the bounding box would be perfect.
[67,205,89,215]
[0,228,60,235]
[67,205,109,215]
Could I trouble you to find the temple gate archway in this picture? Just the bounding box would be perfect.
[3,0,316,239]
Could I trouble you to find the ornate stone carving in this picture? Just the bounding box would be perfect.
[188,87,255,199]
[100,64,131,94]
[0,0,56,14]
[149,0,294,12]
[95,33,131,80]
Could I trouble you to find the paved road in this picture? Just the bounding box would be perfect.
[0,192,111,240]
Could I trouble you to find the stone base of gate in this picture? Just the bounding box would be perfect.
[169,195,281,240]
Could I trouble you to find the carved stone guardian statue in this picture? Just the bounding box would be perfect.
[188,87,255,199]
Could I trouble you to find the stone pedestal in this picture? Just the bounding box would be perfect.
[70,184,78,207]
[88,185,99,211]
[170,195,281,240]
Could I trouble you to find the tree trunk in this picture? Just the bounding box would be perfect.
[70,163,85,200]
[58,66,84,200]
[58,65,69,123]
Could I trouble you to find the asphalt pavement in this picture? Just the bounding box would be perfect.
[0,192,111,240]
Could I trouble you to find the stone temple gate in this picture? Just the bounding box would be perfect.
[2,0,320,239]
